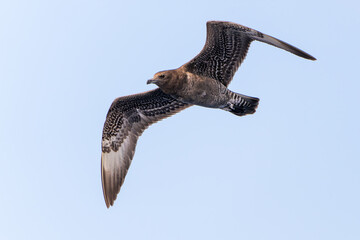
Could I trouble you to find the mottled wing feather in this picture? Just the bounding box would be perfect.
[183,21,316,87]
[101,88,190,207]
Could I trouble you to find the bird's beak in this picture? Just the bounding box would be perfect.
[147,79,157,85]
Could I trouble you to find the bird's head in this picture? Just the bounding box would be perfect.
[147,69,186,95]
[147,70,173,87]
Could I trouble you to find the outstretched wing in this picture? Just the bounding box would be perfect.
[101,88,190,207]
[183,21,316,87]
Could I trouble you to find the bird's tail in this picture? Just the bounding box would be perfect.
[223,91,259,116]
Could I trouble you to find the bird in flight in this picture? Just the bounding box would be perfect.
[101,21,316,208]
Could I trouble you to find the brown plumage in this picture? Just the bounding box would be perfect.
[101,21,316,208]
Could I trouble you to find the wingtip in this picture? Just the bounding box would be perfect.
[103,191,111,208]
[104,193,115,208]
[104,195,111,208]
[301,52,317,61]
[101,155,110,208]
[103,185,116,209]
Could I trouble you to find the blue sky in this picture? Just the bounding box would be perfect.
[1,0,359,239]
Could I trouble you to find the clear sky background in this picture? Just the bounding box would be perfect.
[1,0,359,239]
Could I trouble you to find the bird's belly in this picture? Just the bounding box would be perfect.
[174,88,228,109]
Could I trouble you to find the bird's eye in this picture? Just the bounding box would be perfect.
[158,74,165,79]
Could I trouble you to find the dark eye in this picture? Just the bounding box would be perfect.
[158,74,165,79]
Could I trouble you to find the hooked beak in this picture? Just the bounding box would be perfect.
[147,79,158,85]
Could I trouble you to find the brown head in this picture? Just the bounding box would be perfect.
[147,69,185,94]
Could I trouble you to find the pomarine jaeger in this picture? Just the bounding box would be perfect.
[101,21,316,208]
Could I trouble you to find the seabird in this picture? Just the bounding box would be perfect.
[101,21,316,208]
